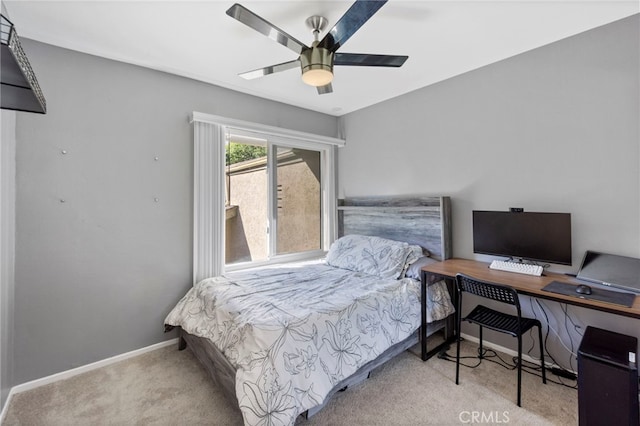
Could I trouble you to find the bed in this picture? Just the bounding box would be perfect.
[164,196,454,425]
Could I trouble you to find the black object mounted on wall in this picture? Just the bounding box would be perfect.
[1,14,47,114]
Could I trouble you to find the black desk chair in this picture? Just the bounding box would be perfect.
[455,273,546,407]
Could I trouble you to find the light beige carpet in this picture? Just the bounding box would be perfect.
[3,340,577,425]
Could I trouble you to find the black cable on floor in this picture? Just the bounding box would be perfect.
[438,340,578,390]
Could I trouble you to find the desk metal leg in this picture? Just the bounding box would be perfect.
[421,272,457,361]
[421,270,428,360]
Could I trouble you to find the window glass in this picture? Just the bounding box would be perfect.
[275,146,321,255]
[225,139,323,266]
[225,139,268,264]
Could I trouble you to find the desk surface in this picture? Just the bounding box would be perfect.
[423,258,640,319]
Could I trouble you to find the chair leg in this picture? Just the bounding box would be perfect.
[517,335,522,407]
[455,333,461,385]
[456,316,462,385]
[478,326,483,359]
[538,324,547,384]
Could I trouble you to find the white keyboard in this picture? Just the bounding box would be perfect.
[489,260,543,276]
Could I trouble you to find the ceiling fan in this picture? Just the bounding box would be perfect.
[226,0,408,95]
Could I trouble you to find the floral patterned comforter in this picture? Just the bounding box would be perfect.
[164,261,454,426]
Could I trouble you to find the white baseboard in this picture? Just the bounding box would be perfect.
[0,338,178,423]
[0,392,11,425]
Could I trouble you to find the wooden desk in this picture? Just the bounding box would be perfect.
[423,258,640,320]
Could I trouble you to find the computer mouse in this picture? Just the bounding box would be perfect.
[576,284,592,295]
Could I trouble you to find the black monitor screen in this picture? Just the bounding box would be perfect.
[473,210,572,265]
[577,251,640,293]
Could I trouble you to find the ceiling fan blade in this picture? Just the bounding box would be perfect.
[238,60,301,80]
[317,83,333,95]
[319,0,387,52]
[334,53,408,67]
[226,3,308,55]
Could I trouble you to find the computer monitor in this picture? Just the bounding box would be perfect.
[473,210,572,265]
[576,251,640,294]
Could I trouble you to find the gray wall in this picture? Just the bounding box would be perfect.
[1,110,16,407]
[13,40,338,384]
[339,15,639,369]
[1,0,15,409]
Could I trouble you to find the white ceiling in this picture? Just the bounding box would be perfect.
[4,1,638,116]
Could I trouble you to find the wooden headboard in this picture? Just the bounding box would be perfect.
[337,196,452,261]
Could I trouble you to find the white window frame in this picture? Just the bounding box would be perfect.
[190,112,344,283]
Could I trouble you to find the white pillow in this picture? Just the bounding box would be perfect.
[405,244,425,267]
[404,256,438,280]
[326,235,411,279]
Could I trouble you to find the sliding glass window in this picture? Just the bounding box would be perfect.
[225,132,325,268]
[274,146,321,256]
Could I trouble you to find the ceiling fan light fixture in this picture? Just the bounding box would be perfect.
[227,3,407,95]
[300,46,334,87]
[301,67,333,87]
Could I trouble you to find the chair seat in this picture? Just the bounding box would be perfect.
[463,304,540,337]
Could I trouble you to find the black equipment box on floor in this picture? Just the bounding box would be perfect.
[577,326,639,426]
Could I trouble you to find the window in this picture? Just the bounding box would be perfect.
[225,137,269,264]
[191,112,344,281]
[225,132,324,267]
[274,146,321,256]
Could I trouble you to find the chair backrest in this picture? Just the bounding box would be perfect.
[456,273,521,311]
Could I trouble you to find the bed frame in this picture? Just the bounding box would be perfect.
[176,195,453,419]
